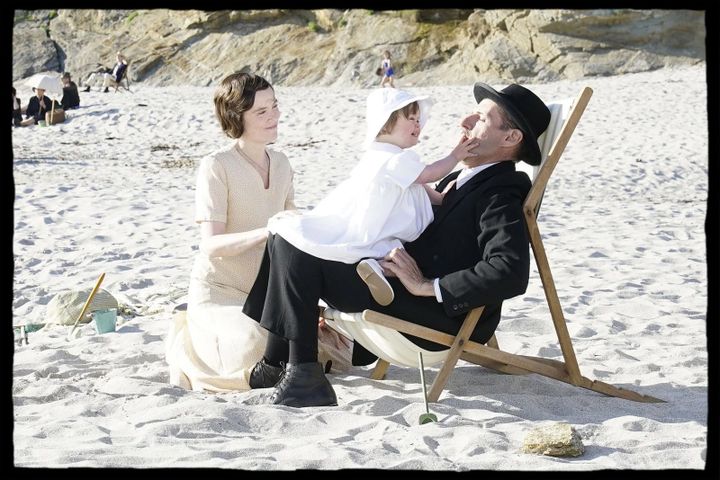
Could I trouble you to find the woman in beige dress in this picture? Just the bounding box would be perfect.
[165,72,350,392]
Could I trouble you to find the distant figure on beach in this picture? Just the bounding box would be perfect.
[24,86,60,126]
[82,51,128,93]
[60,72,80,110]
[164,72,350,393]
[268,88,478,307]
[12,86,24,127]
[379,50,395,88]
[242,81,551,407]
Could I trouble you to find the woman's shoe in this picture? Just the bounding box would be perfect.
[249,357,285,389]
[269,362,337,407]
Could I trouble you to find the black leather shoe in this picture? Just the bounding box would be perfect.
[249,357,285,389]
[269,362,337,407]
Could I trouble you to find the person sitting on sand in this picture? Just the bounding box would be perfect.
[24,86,60,126]
[12,86,25,127]
[60,72,80,110]
[241,81,551,407]
[164,72,351,393]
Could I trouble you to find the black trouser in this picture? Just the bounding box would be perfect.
[242,234,501,366]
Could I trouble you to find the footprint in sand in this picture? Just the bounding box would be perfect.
[129,279,153,289]
[610,320,627,332]
[575,326,597,338]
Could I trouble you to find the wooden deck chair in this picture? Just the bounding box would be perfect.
[111,61,131,93]
[321,86,664,404]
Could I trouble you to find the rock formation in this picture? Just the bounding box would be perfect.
[12,9,706,87]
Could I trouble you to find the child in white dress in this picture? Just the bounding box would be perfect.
[269,88,478,305]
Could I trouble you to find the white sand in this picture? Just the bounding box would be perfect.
[12,65,708,469]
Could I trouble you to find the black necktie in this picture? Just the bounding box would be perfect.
[442,181,458,205]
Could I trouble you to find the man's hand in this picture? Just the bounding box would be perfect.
[380,248,435,297]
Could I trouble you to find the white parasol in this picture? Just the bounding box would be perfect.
[25,73,64,123]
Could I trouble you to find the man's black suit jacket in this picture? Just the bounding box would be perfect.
[407,160,532,319]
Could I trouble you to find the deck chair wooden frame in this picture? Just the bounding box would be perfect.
[321,86,664,404]
[111,61,131,93]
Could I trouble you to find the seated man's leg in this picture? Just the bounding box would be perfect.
[242,234,337,407]
[244,234,324,344]
[320,262,501,365]
[102,73,118,91]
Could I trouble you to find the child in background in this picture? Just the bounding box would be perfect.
[380,50,396,88]
[268,88,478,306]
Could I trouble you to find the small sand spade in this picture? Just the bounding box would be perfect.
[67,272,106,340]
[418,351,437,425]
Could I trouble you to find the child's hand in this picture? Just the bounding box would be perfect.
[450,135,480,162]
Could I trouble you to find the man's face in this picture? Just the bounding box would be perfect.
[459,99,517,163]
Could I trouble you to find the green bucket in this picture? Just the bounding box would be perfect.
[93,308,117,334]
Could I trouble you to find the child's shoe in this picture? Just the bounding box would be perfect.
[356,258,394,306]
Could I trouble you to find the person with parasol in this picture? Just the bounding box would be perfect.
[23,74,63,126]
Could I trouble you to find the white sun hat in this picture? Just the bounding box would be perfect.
[365,88,434,145]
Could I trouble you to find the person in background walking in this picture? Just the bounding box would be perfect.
[379,50,396,88]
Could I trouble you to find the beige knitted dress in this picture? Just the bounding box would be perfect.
[165,143,295,392]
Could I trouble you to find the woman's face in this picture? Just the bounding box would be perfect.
[35,88,45,98]
[241,88,280,144]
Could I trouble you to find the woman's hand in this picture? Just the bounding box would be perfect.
[380,248,435,297]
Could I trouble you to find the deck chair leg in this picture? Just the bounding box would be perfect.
[525,214,582,385]
[370,359,390,380]
[426,307,484,402]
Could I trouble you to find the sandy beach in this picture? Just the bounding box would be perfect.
[11,65,708,469]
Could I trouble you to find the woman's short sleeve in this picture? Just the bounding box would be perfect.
[194,156,228,224]
[384,150,426,189]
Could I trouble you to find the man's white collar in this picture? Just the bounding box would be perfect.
[455,162,500,189]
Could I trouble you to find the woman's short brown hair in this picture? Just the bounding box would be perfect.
[214,72,273,139]
[378,101,419,137]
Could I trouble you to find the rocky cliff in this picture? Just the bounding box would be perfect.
[12,9,706,87]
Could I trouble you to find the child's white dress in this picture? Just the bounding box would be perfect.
[269,141,433,264]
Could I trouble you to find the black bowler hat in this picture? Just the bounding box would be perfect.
[473,82,551,166]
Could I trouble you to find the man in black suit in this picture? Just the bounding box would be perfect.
[242,82,551,407]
